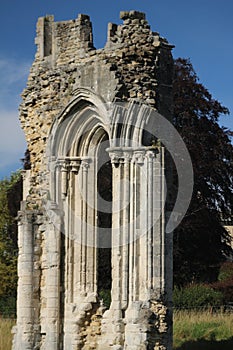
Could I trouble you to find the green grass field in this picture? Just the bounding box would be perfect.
[0,318,15,350]
[173,310,233,349]
[0,311,233,350]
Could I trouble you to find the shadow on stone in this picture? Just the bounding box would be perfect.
[176,337,233,350]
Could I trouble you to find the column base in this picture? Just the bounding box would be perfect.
[97,304,124,349]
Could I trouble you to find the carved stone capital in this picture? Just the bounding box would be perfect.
[61,160,70,172]
[108,151,123,166]
[123,151,133,163]
[56,158,69,172]
[81,158,91,171]
[70,159,81,173]
[146,150,157,161]
[17,210,35,225]
[44,200,64,225]
[59,160,70,198]
[133,151,145,165]
[56,157,82,173]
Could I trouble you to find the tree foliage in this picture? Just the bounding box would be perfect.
[173,58,233,286]
[0,172,22,302]
[211,262,233,303]
[21,148,31,171]
[173,284,223,309]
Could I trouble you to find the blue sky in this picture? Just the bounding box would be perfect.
[0,0,232,179]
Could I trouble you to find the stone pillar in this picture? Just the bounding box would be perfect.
[73,159,83,297]
[97,150,125,350]
[12,211,35,350]
[61,158,78,349]
[121,152,131,311]
[80,158,90,295]
[61,157,98,350]
[84,157,98,295]
[21,170,31,200]
[41,203,62,350]
[122,146,168,350]
[124,149,150,350]
[98,146,168,349]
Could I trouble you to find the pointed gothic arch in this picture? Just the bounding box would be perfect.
[45,90,167,348]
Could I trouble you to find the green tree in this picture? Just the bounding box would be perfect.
[0,172,22,313]
[173,58,233,286]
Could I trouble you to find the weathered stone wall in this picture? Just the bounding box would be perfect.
[13,10,174,350]
[20,11,173,175]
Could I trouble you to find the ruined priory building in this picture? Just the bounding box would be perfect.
[13,11,174,350]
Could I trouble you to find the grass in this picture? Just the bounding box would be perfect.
[1,311,233,349]
[174,309,233,349]
[0,318,15,350]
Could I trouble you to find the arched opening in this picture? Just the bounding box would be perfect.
[50,107,114,348]
[96,134,112,308]
[46,93,170,349]
[48,91,114,340]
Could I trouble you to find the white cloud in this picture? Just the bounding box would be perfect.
[0,57,31,107]
[0,109,26,172]
[0,57,30,177]
[0,109,26,152]
[0,58,30,85]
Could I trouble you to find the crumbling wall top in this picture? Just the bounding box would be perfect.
[120,10,146,20]
[35,12,94,61]
[34,10,172,64]
[21,11,174,175]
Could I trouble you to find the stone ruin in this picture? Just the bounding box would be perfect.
[12,10,174,350]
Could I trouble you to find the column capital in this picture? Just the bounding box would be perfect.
[81,157,91,171]
[132,150,146,165]
[56,158,70,171]
[109,152,122,166]
[56,157,82,173]
[123,151,133,163]
[146,150,156,160]
[107,147,143,165]
[70,159,81,173]
[17,210,36,225]
[45,200,64,225]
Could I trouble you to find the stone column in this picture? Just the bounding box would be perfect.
[150,147,173,350]
[80,158,89,295]
[124,149,149,350]
[124,147,167,350]
[73,159,83,297]
[121,152,131,311]
[151,147,165,295]
[62,157,98,350]
[12,211,35,350]
[63,159,81,307]
[98,150,125,349]
[42,203,62,350]
[61,158,78,349]
[83,157,97,295]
